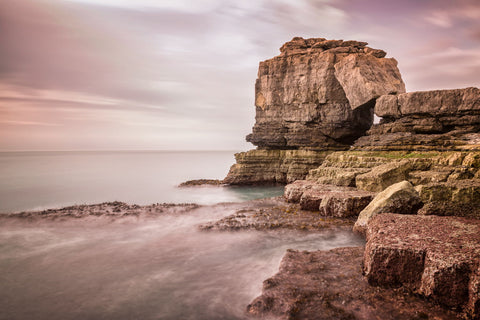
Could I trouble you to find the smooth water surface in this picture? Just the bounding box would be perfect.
[0,150,364,320]
[0,151,283,213]
[0,208,364,320]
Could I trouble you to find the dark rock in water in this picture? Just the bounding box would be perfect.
[178,179,224,187]
[248,37,405,149]
[355,87,480,151]
[198,200,354,231]
[248,247,461,320]
[364,213,480,318]
[3,202,200,220]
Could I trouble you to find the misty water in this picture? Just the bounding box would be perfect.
[0,151,364,319]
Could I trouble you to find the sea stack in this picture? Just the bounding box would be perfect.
[224,37,405,184]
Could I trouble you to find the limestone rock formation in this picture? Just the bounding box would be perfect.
[284,180,375,217]
[355,87,480,150]
[364,213,480,318]
[354,181,422,235]
[224,37,406,184]
[248,37,405,149]
[416,179,480,218]
[223,149,329,184]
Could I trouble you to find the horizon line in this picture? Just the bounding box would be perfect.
[0,149,246,153]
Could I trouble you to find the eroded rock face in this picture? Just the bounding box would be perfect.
[416,179,480,218]
[223,149,329,184]
[355,87,480,150]
[364,213,480,318]
[247,37,405,149]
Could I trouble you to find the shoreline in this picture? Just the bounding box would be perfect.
[0,194,468,319]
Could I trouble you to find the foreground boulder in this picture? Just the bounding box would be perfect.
[355,160,413,192]
[354,181,422,235]
[285,180,375,217]
[248,247,461,319]
[364,213,480,318]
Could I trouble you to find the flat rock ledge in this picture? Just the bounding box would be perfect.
[364,213,480,318]
[284,180,376,216]
[199,201,354,231]
[2,201,200,221]
[248,247,460,320]
[178,179,224,187]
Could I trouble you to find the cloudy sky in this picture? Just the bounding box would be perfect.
[1,0,479,151]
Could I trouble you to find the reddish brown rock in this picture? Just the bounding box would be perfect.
[285,180,375,217]
[318,192,375,218]
[364,213,480,318]
[248,247,461,320]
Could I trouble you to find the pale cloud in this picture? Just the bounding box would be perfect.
[1,0,479,151]
[425,11,452,28]
[65,0,223,12]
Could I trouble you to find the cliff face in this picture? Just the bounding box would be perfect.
[247,37,405,149]
[226,37,405,184]
[225,36,480,185]
[223,149,329,185]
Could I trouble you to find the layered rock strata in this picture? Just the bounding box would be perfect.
[355,87,480,151]
[223,149,329,184]
[248,37,405,149]
[284,180,375,217]
[225,37,405,184]
[285,151,480,222]
[364,213,480,318]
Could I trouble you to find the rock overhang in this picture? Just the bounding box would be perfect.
[248,36,406,150]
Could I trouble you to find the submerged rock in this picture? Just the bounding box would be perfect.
[4,202,201,220]
[178,179,224,187]
[364,213,480,318]
[198,201,354,231]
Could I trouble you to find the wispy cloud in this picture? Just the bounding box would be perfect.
[0,0,479,151]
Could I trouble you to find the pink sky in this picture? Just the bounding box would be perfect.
[1,0,479,151]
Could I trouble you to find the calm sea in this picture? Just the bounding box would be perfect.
[0,151,363,320]
[0,151,283,213]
